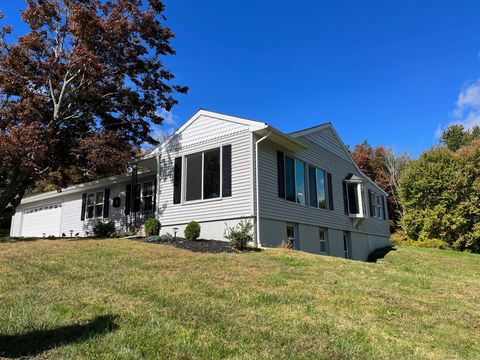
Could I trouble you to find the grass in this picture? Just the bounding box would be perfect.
[0,239,479,359]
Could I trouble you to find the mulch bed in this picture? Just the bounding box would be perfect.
[135,236,237,253]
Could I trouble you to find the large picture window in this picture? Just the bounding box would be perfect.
[185,148,221,202]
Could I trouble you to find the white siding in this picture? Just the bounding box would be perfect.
[157,115,253,226]
[257,128,390,238]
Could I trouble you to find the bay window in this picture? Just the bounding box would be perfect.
[344,176,366,218]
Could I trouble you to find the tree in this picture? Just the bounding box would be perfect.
[350,141,408,231]
[440,124,480,151]
[400,143,480,252]
[0,1,187,225]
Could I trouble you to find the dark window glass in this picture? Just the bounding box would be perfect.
[308,166,317,207]
[203,148,220,199]
[285,156,295,202]
[186,152,202,201]
[143,182,154,211]
[295,160,306,205]
[133,184,141,212]
[347,183,359,214]
[317,169,326,209]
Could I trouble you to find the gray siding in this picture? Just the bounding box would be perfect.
[257,128,390,238]
[157,118,253,226]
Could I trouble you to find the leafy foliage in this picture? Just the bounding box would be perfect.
[144,218,161,237]
[400,142,480,252]
[350,141,409,231]
[0,1,187,224]
[184,221,201,241]
[93,221,116,238]
[440,124,480,151]
[224,219,253,251]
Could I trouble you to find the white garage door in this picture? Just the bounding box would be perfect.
[21,203,62,238]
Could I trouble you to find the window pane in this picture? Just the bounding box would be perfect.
[186,153,202,201]
[347,183,359,214]
[203,148,220,199]
[95,204,103,217]
[96,192,103,205]
[87,193,95,206]
[316,169,326,209]
[87,206,94,219]
[285,156,295,202]
[133,184,141,212]
[308,166,317,207]
[295,160,306,205]
[143,182,153,197]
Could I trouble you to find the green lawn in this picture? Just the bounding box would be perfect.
[0,239,479,359]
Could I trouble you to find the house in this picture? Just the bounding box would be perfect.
[10,110,390,261]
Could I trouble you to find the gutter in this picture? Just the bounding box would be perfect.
[254,130,271,247]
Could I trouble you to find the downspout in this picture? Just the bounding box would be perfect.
[254,130,271,248]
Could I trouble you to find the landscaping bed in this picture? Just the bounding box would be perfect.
[136,236,236,253]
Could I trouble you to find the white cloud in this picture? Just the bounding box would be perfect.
[436,79,480,139]
[157,108,177,126]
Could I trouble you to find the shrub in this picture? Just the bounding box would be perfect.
[184,221,201,241]
[93,221,116,238]
[159,233,173,242]
[224,219,253,251]
[148,235,160,242]
[144,218,161,237]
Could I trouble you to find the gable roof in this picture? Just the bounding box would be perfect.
[289,122,388,196]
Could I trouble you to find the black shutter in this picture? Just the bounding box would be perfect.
[103,188,110,218]
[222,144,232,197]
[277,151,285,198]
[381,195,386,220]
[125,184,131,215]
[173,157,182,204]
[153,180,157,212]
[327,172,334,211]
[343,182,349,215]
[368,189,374,217]
[81,193,87,221]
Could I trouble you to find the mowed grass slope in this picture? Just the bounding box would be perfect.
[0,239,479,359]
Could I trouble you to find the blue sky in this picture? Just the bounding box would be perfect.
[2,1,480,156]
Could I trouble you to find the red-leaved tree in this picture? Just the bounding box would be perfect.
[0,1,187,225]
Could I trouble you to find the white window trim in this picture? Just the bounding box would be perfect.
[345,180,366,218]
[183,147,223,204]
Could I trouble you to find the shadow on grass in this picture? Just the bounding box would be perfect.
[367,246,397,263]
[0,314,119,358]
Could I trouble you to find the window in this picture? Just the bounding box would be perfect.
[344,179,366,218]
[185,148,221,202]
[204,149,221,199]
[143,182,154,211]
[370,192,384,219]
[86,191,104,219]
[308,166,327,209]
[319,228,328,254]
[286,224,296,249]
[295,160,306,205]
[285,156,295,202]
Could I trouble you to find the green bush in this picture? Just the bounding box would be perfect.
[144,218,161,237]
[224,219,253,251]
[148,235,161,242]
[184,221,201,241]
[93,221,116,238]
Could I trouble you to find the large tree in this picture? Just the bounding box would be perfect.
[0,0,187,225]
[440,124,480,151]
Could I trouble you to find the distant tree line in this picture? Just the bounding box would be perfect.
[351,124,480,253]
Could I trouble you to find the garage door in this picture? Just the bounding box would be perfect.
[21,203,62,237]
